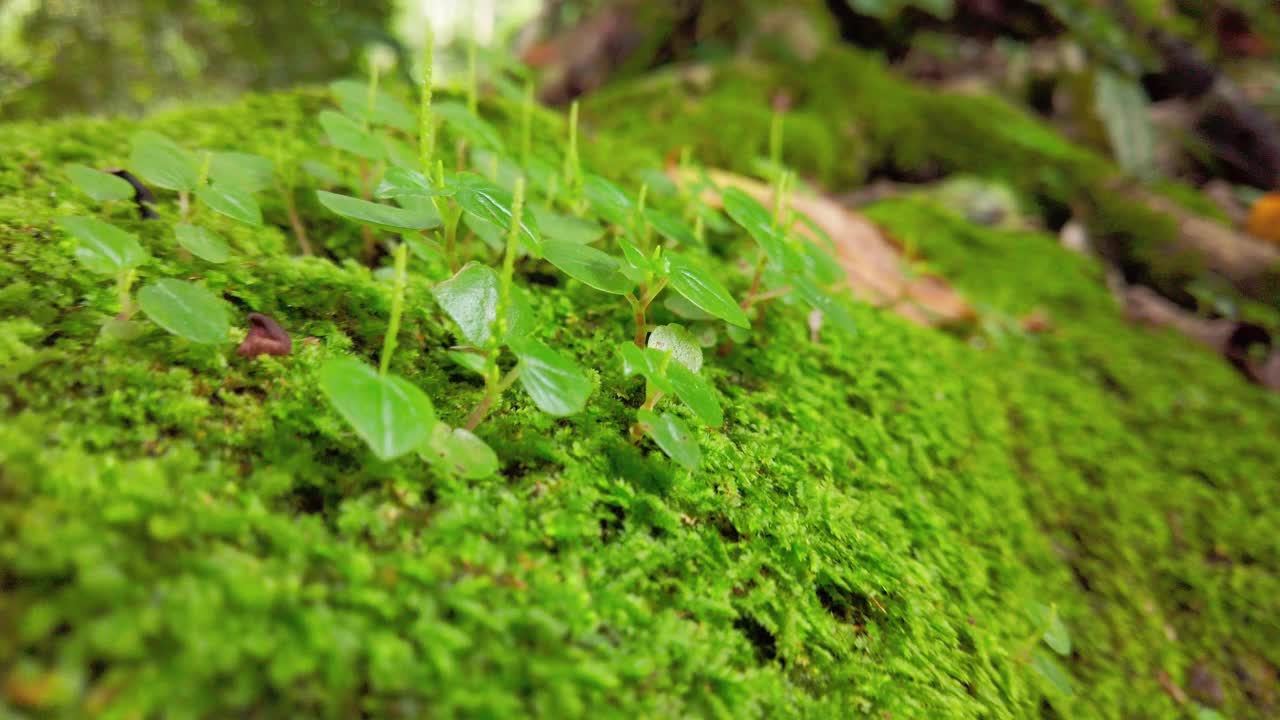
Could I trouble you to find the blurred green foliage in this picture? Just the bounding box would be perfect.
[0,0,397,120]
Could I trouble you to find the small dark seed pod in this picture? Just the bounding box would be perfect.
[237,313,292,358]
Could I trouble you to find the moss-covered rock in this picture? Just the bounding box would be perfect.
[0,81,1276,720]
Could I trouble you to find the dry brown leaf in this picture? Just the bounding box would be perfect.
[673,168,974,327]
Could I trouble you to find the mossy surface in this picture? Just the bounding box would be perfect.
[0,80,1277,720]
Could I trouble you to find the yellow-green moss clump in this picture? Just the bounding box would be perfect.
[0,75,1277,720]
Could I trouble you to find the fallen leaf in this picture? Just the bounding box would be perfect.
[673,168,974,327]
[1156,668,1189,705]
[1245,192,1280,246]
[237,313,292,358]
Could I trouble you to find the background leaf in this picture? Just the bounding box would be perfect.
[319,110,386,160]
[129,130,198,191]
[450,173,541,256]
[510,337,592,416]
[57,216,147,275]
[435,100,505,151]
[330,79,416,133]
[667,254,750,328]
[208,151,274,193]
[425,424,498,479]
[137,279,230,344]
[318,357,436,462]
[542,240,634,295]
[317,191,440,232]
[196,183,263,226]
[174,224,230,263]
[431,263,529,347]
[637,409,701,470]
[65,164,134,202]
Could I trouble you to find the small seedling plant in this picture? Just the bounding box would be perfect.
[56,129,274,346]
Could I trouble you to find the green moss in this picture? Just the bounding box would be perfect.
[0,85,1276,720]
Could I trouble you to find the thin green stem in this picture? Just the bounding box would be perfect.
[520,78,534,163]
[768,108,784,168]
[496,177,526,339]
[115,269,136,318]
[627,293,646,347]
[742,251,769,310]
[379,243,409,376]
[564,100,580,199]
[466,29,478,115]
[419,27,435,169]
[463,365,520,431]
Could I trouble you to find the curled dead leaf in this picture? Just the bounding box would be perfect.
[237,313,291,358]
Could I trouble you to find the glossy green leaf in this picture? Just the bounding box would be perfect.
[792,277,857,337]
[431,263,529,347]
[614,238,655,278]
[196,184,263,227]
[318,357,437,462]
[447,351,488,375]
[542,240,634,295]
[174,224,230,263]
[376,167,453,200]
[722,186,788,266]
[330,79,416,133]
[208,152,274,193]
[57,216,147,275]
[663,294,716,321]
[65,164,134,202]
[317,191,440,232]
[666,363,723,427]
[425,424,498,479]
[1030,649,1074,697]
[137,279,230,344]
[582,174,634,226]
[510,337,592,416]
[530,204,603,245]
[129,130,198,191]
[381,135,418,170]
[644,209,697,246]
[637,409,701,470]
[647,324,702,372]
[435,100,505,151]
[450,173,541,255]
[666,254,749,328]
[319,110,386,160]
[465,213,505,252]
[618,343,675,395]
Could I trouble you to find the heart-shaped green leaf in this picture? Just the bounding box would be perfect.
[424,424,498,478]
[542,240,634,295]
[318,357,437,462]
[431,263,530,347]
[330,79,417,133]
[435,100,505,151]
[208,152,274,193]
[317,191,441,232]
[666,254,749,328]
[647,324,702,372]
[666,363,722,427]
[637,409,701,470]
[450,173,541,256]
[57,216,147,275]
[196,183,263,227]
[174,224,230,263]
[129,130,199,192]
[530,204,603,245]
[582,174,634,226]
[510,337,592,416]
[722,186,788,266]
[319,110,386,160]
[137,279,230,344]
[644,209,697,246]
[65,164,134,202]
[376,167,453,200]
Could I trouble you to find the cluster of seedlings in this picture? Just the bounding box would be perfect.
[57,38,858,476]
